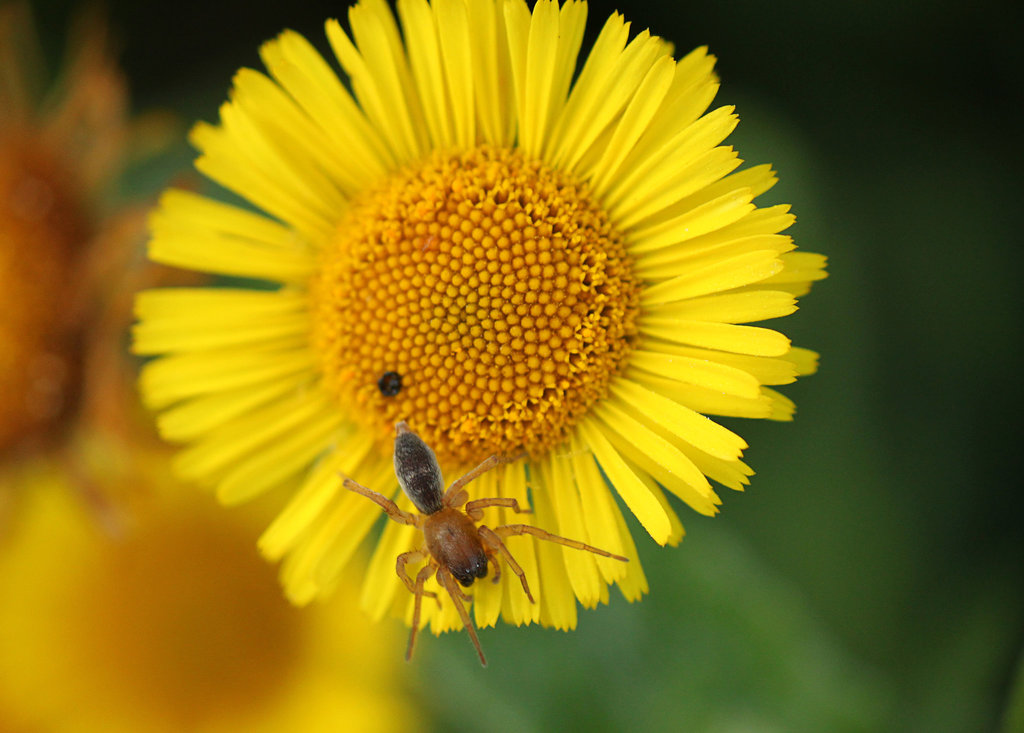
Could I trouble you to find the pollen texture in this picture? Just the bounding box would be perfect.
[310,146,640,466]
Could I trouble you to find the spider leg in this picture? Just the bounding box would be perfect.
[494,524,629,562]
[484,546,503,585]
[442,454,519,506]
[437,567,487,667]
[406,563,437,662]
[446,488,469,510]
[449,580,473,603]
[464,496,532,522]
[342,477,419,526]
[479,525,534,603]
[396,549,439,603]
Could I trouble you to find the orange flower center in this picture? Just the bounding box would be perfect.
[310,146,639,465]
[0,134,89,456]
[74,507,302,726]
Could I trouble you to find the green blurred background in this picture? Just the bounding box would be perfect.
[27,0,1024,730]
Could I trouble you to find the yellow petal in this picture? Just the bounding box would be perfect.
[607,47,720,185]
[147,192,315,282]
[434,0,476,147]
[626,349,762,398]
[603,104,735,204]
[157,374,312,442]
[626,188,756,253]
[465,471,504,629]
[153,189,297,247]
[642,342,800,385]
[764,387,797,421]
[496,462,542,625]
[505,0,582,158]
[258,429,367,559]
[587,55,676,194]
[634,206,794,279]
[591,403,720,516]
[326,5,426,166]
[315,455,403,590]
[576,418,674,543]
[360,497,422,621]
[608,377,748,461]
[639,318,791,356]
[612,145,741,231]
[398,0,454,147]
[466,0,515,145]
[687,449,754,492]
[605,488,651,600]
[230,68,353,207]
[191,104,337,242]
[762,251,829,285]
[567,430,629,583]
[548,25,666,172]
[283,480,392,605]
[215,409,344,504]
[133,288,309,354]
[640,250,784,304]
[623,457,686,545]
[635,373,775,419]
[260,29,394,178]
[785,346,820,376]
[171,388,329,484]
[645,290,798,324]
[542,452,602,607]
[139,347,315,409]
[528,466,578,630]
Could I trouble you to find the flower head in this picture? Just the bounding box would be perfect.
[135,0,826,636]
[0,4,163,478]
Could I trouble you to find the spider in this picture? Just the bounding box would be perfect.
[343,420,628,667]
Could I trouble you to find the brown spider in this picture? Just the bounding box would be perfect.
[343,421,628,667]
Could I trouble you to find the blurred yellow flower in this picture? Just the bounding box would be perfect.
[134,0,826,638]
[0,441,418,733]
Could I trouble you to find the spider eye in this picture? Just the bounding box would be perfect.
[453,554,488,586]
[377,371,401,396]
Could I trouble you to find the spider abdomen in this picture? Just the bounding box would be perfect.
[423,508,489,587]
[393,424,445,514]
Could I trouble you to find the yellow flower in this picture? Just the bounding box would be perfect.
[0,4,167,481]
[0,443,418,733]
[134,0,826,636]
